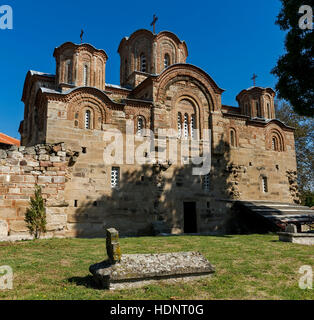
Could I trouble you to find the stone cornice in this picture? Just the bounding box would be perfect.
[22,71,56,102]
[38,86,125,110]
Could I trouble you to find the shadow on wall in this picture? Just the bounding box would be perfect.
[69,135,242,238]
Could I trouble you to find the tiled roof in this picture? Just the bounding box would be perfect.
[0,133,20,146]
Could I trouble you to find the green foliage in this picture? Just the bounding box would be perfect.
[303,190,314,207]
[275,100,314,204]
[24,185,47,239]
[271,0,313,117]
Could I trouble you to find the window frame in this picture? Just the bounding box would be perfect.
[85,110,91,130]
[164,54,170,69]
[140,54,146,73]
[83,64,88,86]
[111,167,120,190]
[262,176,268,193]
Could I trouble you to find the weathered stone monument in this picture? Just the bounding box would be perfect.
[278,223,314,245]
[89,228,215,290]
[106,228,121,263]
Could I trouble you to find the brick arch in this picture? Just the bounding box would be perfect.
[157,38,178,73]
[67,92,107,129]
[155,65,222,112]
[69,100,104,130]
[173,94,203,137]
[124,106,151,132]
[266,127,285,152]
[228,126,239,148]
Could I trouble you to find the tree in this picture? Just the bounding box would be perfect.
[271,0,314,117]
[275,100,314,205]
[24,185,47,239]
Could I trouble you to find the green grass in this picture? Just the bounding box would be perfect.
[0,234,313,300]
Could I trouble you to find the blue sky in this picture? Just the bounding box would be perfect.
[0,0,286,139]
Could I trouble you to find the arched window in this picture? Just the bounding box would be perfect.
[65,60,72,84]
[140,54,146,72]
[190,114,196,139]
[183,114,189,140]
[272,136,278,151]
[164,54,170,69]
[137,116,144,136]
[83,65,88,86]
[262,177,268,193]
[177,112,182,138]
[85,110,91,129]
[230,129,236,147]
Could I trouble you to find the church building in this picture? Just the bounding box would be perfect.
[15,28,302,237]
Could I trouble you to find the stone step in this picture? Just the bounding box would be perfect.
[242,202,310,209]
[235,200,314,231]
[250,208,314,215]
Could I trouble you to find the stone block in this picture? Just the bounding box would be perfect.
[38,176,53,183]
[10,220,28,233]
[0,220,8,237]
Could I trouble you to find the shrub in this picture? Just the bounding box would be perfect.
[24,185,47,239]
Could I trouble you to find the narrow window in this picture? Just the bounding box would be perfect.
[190,114,196,139]
[111,167,120,189]
[66,60,72,84]
[164,54,170,69]
[262,177,268,193]
[140,54,146,72]
[124,59,128,81]
[230,129,236,147]
[137,117,144,136]
[85,110,91,129]
[83,65,88,86]
[183,114,189,139]
[177,112,182,138]
[272,136,278,151]
[267,103,271,119]
[256,101,261,118]
[202,174,210,192]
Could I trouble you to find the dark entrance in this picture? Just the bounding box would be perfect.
[184,202,197,233]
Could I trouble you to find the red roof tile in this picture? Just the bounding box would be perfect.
[0,133,20,146]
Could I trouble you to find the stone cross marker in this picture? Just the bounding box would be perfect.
[106,228,121,264]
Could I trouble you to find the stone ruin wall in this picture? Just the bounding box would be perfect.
[0,143,78,241]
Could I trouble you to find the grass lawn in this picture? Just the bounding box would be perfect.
[0,234,313,300]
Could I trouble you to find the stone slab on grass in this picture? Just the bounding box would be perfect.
[90,251,215,290]
[278,232,314,245]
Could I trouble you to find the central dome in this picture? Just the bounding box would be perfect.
[118,29,188,87]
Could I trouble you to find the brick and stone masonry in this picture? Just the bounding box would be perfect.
[0,143,77,240]
[0,28,300,240]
